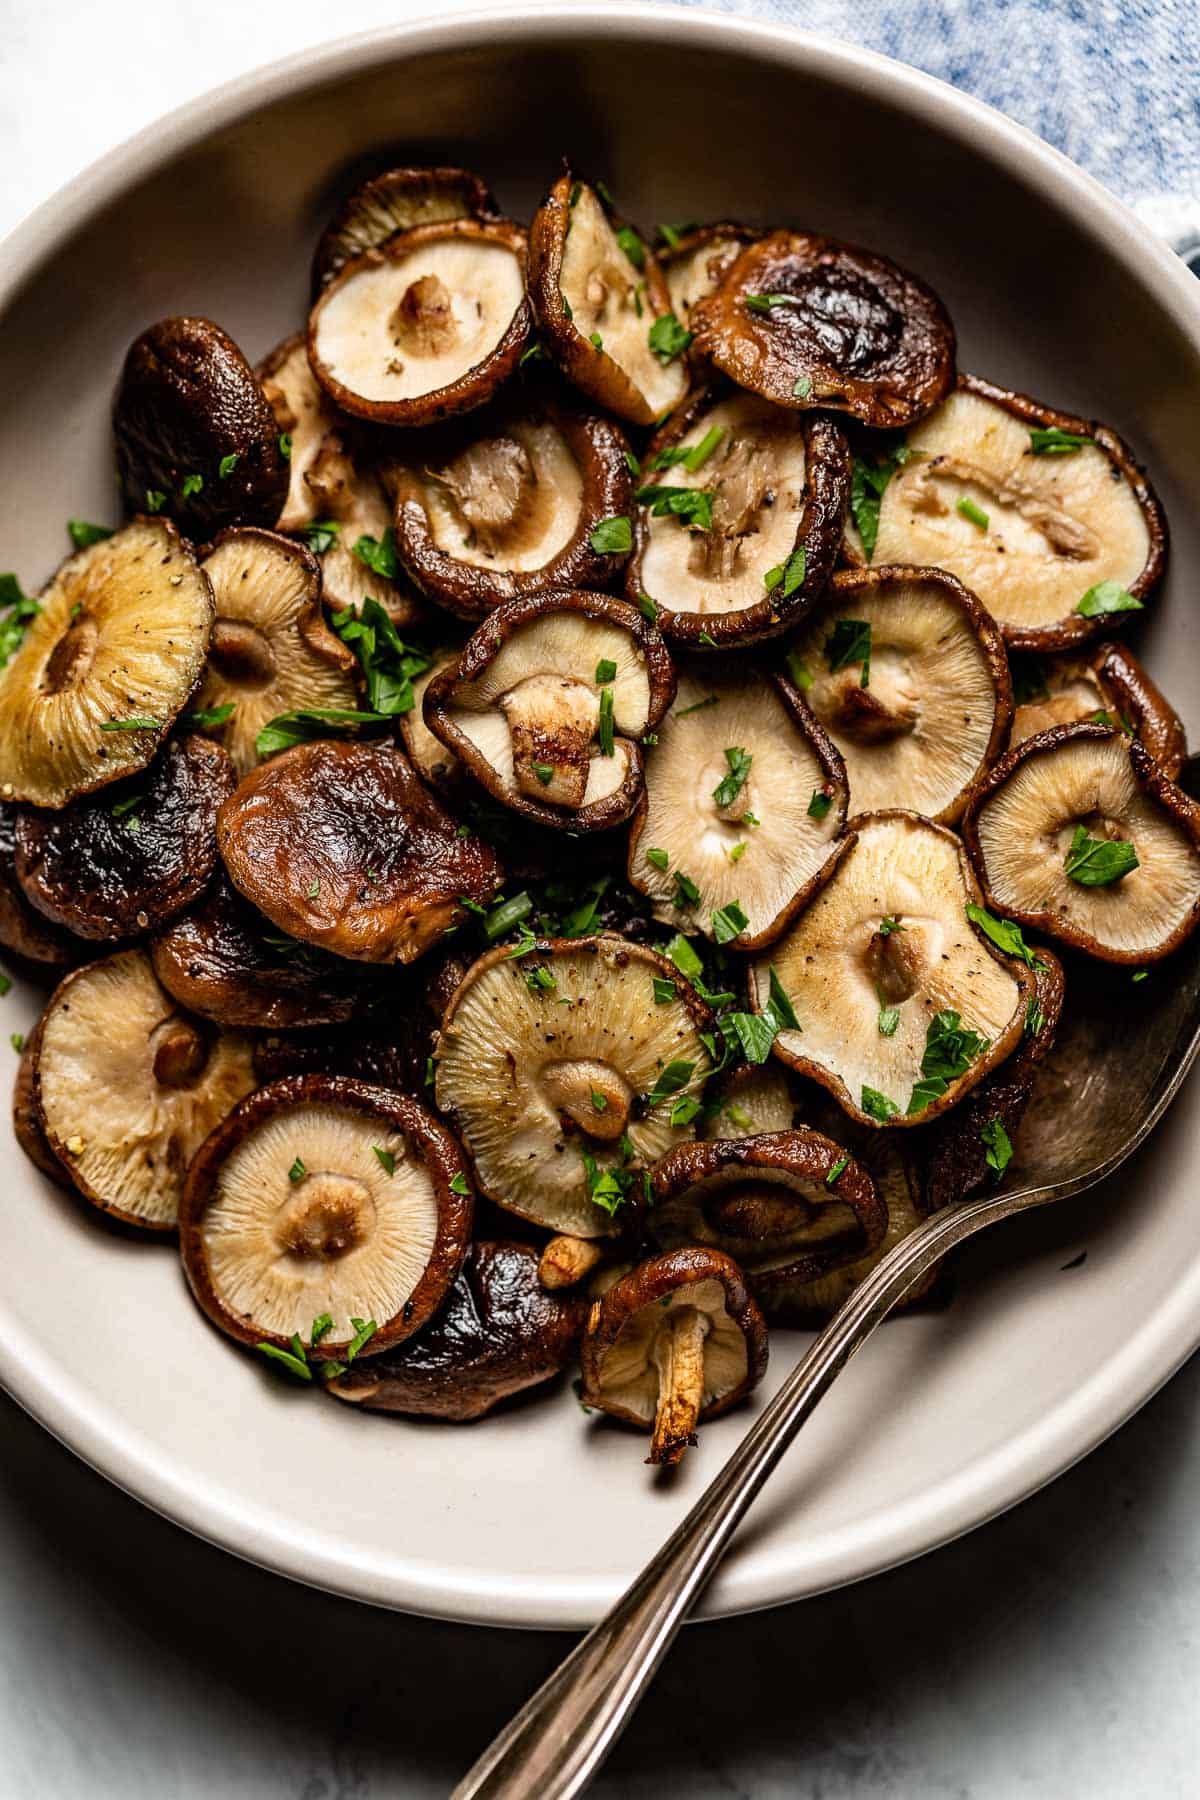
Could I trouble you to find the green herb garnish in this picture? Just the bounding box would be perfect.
[1077,581,1143,618]
[590,515,632,555]
[825,617,872,688]
[67,520,113,549]
[1063,824,1139,886]
[1029,427,1090,455]
[647,312,692,363]
[712,746,752,809]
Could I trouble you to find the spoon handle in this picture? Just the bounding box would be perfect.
[453,1184,1024,1800]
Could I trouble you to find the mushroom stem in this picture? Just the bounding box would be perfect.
[208,617,278,687]
[501,675,598,807]
[649,1306,711,1467]
[390,275,458,356]
[151,1017,211,1089]
[540,1057,633,1142]
[538,1234,606,1290]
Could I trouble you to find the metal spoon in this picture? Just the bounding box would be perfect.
[454,762,1200,1800]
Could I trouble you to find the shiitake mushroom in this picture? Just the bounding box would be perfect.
[14,735,234,941]
[1009,640,1186,778]
[659,222,762,329]
[113,317,289,535]
[311,164,500,294]
[0,804,78,966]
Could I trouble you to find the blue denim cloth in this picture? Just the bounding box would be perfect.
[670,0,1200,256]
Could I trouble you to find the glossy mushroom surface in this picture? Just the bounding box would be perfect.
[326,1239,586,1420]
[1009,640,1186,778]
[579,1247,768,1465]
[113,316,289,535]
[180,1074,473,1358]
[311,164,499,293]
[424,591,674,831]
[308,218,531,428]
[750,810,1035,1126]
[787,565,1012,823]
[962,721,1200,963]
[847,374,1166,650]
[691,230,955,427]
[0,804,79,965]
[628,662,849,948]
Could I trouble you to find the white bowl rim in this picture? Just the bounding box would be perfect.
[2,2,1199,1627]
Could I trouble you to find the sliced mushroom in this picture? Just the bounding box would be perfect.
[311,165,499,294]
[962,721,1200,963]
[786,566,1012,823]
[579,1248,768,1466]
[190,528,358,777]
[702,1061,796,1139]
[849,374,1166,650]
[1010,641,1186,777]
[626,384,850,648]
[538,1234,609,1291]
[180,1074,473,1358]
[34,949,255,1231]
[13,735,233,941]
[390,387,634,616]
[326,1239,586,1420]
[434,935,713,1238]
[0,805,78,965]
[627,661,849,949]
[217,740,503,964]
[0,519,213,809]
[424,592,674,831]
[396,653,465,794]
[750,811,1036,1126]
[151,872,383,1028]
[13,1021,66,1184]
[660,222,762,327]
[691,231,955,428]
[527,175,689,427]
[114,316,289,534]
[308,218,531,428]
[649,1129,888,1301]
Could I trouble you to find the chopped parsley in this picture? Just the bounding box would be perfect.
[346,1318,378,1360]
[666,934,703,980]
[179,473,204,499]
[906,1009,989,1114]
[825,617,872,688]
[616,225,646,268]
[310,1313,333,1346]
[763,547,806,599]
[1024,997,1046,1036]
[878,1002,900,1037]
[109,792,143,822]
[647,312,692,363]
[0,574,41,670]
[965,903,1047,970]
[1132,969,1149,983]
[827,1155,849,1185]
[1077,580,1143,618]
[645,847,670,871]
[728,841,746,864]
[711,900,748,945]
[637,592,659,622]
[850,438,913,561]
[301,520,341,554]
[785,647,813,692]
[182,702,235,728]
[288,1156,307,1183]
[981,1117,1014,1178]
[9,1032,23,1054]
[670,1095,701,1127]
[652,976,677,1005]
[218,452,241,479]
[144,489,167,513]
[525,963,556,993]
[861,1085,899,1121]
[595,657,617,684]
[744,292,797,315]
[647,1060,696,1107]
[1063,824,1139,886]
[449,1172,470,1196]
[636,483,713,531]
[712,746,752,809]
[589,332,604,352]
[278,434,293,459]
[590,1089,608,1113]
[254,706,391,757]
[352,528,399,580]
[590,515,632,555]
[808,789,832,821]
[331,597,431,716]
[373,1146,396,1175]
[531,763,555,785]
[673,869,700,908]
[67,520,113,549]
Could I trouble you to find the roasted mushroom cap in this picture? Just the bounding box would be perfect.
[180,1074,473,1358]
[787,566,1012,823]
[702,1061,796,1139]
[527,175,689,427]
[191,528,358,777]
[34,949,255,1231]
[0,804,78,965]
[854,375,1165,650]
[13,1021,65,1184]
[660,223,762,328]
[326,1239,586,1420]
[390,389,634,617]
[308,218,531,428]
[579,1247,768,1466]
[256,338,426,626]
[962,722,1200,963]
[397,653,464,793]
[628,663,849,949]
[0,519,213,809]
[691,231,955,428]
[311,165,499,294]
[151,872,383,1028]
[217,740,503,964]
[1010,641,1186,778]
[424,592,674,831]
[627,387,850,648]
[435,935,713,1238]
[14,735,233,941]
[114,317,289,535]
[751,811,1035,1126]
[649,1129,888,1298]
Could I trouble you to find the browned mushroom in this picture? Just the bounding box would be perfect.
[844,374,1166,651]
[396,652,466,795]
[12,1020,66,1184]
[389,386,635,617]
[423,591,674,832]
[0,519,213,809]
[659,222,763,328]
[962,721,1200,963]
[527,174,689,427]
[579,1247,768,1465]
[625,383,850,649]
[750,810,1036,1127]
[1010,640,1186,777]
[311,164,500,294]
[216,739,504,964]
[691,231,955,427]
[649,1129,888,1303]
[180,1074,474,1361]
[34,948,256,1231]
[14,736,233,940]
[786,565,1013,823]
[308,218,531,428]
[150,872,384,1028]
[627,660,849,949]
[326,1239,587,1420]
[538,1234,609,1290]
[0,805,78,966]
[113,317,289,534]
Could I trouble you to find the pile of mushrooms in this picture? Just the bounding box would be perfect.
[2,153,1194,1471]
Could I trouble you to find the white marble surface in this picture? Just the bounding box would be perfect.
[1,3,1199,1796]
